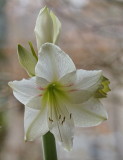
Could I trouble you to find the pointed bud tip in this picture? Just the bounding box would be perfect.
[18,44,22,49]
[17,44,24,53]
[39,6,49,15]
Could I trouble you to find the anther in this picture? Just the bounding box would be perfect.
[61,117,65,125]
[70,113,72,119]
[49,117,53,122]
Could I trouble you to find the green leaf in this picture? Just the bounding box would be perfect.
[17,44,38,76]
[95,76,111,98]
[28,41,38,61]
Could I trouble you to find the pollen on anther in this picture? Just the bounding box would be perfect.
[70,113,72,119]
[61,117,65,125]
[49,117,53,122]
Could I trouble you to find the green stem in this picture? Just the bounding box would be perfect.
[42,131,58,160]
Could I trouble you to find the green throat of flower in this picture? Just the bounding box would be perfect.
[42,82,68,107]
[41,82,72,125]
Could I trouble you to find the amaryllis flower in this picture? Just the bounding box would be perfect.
[9,43,108,150]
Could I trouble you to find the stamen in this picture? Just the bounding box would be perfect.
[57,121,63,142]
[70,113,72,119]
[53,104,63,142]
[61,117,65,125]
[59,115,61,119]
[49,117,53,122]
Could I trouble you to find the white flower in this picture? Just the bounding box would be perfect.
[34,7,61,51]
[9,43,108,150]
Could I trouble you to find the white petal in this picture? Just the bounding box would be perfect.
[67,98,108,127]
[8,77,40,105]
[35,43,76,81]
[51,119,74,151]
[59,70,102,104]
[75,69,102,91]
[36,76,50,87]
[25,77,49,109]
[24,106,49,141]
[48,102,74,150]
[50,10,61,44]
[34,7,53,50]
[26,96,42,110]
[59,71,76,86]
[68,90,92,104]
[59,71,92,104]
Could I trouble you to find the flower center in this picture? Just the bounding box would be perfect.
[42,82,66,106]
[41,82,72,125]
[47,83,57,93]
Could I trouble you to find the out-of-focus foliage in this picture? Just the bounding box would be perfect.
[0,111,7,151]
[0,0,7,48]
[0,73,10,107]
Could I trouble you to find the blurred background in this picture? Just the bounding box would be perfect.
[0,0,123,160]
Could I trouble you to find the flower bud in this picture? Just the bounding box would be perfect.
[34,7,61,51]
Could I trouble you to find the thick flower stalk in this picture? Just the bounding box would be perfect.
[9,43,109,150]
